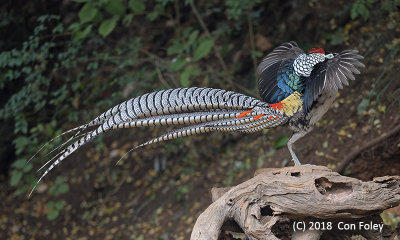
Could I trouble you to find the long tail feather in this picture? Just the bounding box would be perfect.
[134,115,285,149]
[28,100,130,167]
[37,148,67,173]
[27,125,89,165]
[111,110,254,129]
[239,117,288,133]
[30,87,284,197]
[41,131,87,159]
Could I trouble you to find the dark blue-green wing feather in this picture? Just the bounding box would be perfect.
[257,41,304,103]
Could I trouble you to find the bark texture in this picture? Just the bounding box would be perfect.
[191,166,400,240]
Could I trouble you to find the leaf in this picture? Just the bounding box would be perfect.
[23,173,35,185]
[12,159,26,169]
[122,13,134,26]
[55,177,64,185]
[73,0,88,2]
[14,185,28,196]
[251,50,262,58]
[343,168,352,176]
[180,66,199,87]
[22,163,33,173]
[147,11,158,21]
[49,185,56,195]
[193,38,214,61]
[180,73,190,87]
[10,170,23,186]
[167,41,183,55]
[13,136,30,155]
[78,3,98,23]
[74,24,93,40]
[136,235,144,240]
[47,210,59,220]
[67,22,81,32]
[104,0,126,16]
[350,4,358,19]
[147,4,164,21]
[273,136,288,149]
[357,98,370,115]
[98,17,119,37]
[46,201,55,209]
[187,30,199,48]
[184,0,194,5]
[55,201,65,210]
[92,10,104,22]
[57,184,70,194]
[358,4,370,20]
[15,114,28,134]
[257,156,263,169]
[176,185,190,201]
[128,0,146,14]
[52,23,64,34]
[169,57,187,72]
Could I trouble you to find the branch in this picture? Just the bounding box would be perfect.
[336,123,400,174]
[191,166,400,240]
[189,1,228,73]
[247,6,258,84]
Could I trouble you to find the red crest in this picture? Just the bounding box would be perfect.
[308,47,325,54]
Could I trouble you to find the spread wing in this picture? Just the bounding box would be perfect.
[303,50,365,113]
[257,41,304,102]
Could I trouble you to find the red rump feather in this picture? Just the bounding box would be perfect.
[308,47,325,54]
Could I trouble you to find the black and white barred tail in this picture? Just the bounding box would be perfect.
[30,87,286,197]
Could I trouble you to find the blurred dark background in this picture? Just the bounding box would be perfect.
[0,0,399,239]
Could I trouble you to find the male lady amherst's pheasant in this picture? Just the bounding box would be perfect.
[29,41,364,196]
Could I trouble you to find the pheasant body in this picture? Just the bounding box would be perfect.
[30,41,364,196]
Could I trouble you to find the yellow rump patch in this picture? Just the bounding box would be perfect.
[281,91,303,116]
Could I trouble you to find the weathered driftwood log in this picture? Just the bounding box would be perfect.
[191,166,400,240]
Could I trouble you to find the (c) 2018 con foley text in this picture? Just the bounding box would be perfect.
[293,221,384,232]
